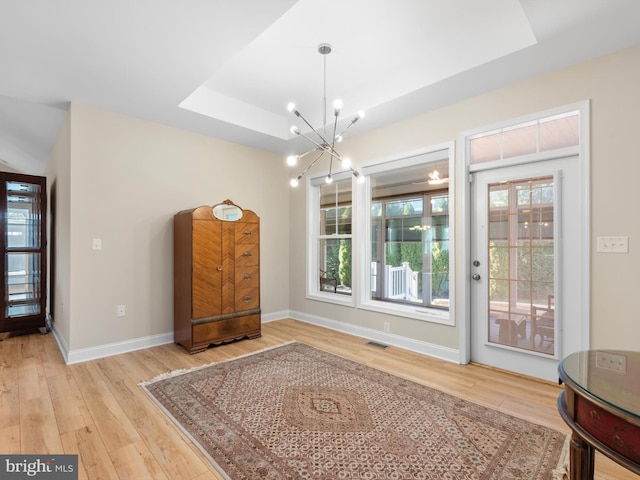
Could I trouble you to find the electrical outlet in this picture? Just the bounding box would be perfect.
[383,321,390,333]
[117,305,126,317]
[595,351,627,373]
[92,238,102,251]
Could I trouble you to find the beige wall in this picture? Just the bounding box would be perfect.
[45,112,71,347]
[290,43,640,352]
[51,104,290,351]
[0,164,22,174]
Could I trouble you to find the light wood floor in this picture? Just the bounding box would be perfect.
[0,319,637,480]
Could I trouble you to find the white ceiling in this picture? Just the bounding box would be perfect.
[1,0,640,175]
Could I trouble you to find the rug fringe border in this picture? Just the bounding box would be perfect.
[140,382,233,480]
[551,434,571,480]
[139,340,298,386]
[139,341,298,480]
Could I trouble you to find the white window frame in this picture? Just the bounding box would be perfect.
[356,142,455,325]
[306,170,356,307]
[306,142,456,323]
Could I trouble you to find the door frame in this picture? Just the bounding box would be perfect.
[457,101,591,367]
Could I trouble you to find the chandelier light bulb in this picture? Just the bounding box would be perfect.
[341,157,352,169]
[333,99,343,115]
[286,155,298,166]
[335,134,343,143]
[357,110,365,119]
[287,102,296,112]
[290,125,300,135]
[290,177,299,187]
[325,174,333,184]
[357,174,366,184]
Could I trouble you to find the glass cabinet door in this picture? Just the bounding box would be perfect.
[1,174,46,332]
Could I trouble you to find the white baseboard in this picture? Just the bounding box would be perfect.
[50,310,287,365]
[51,324,174,365]
[50,310,459,365]
[261,310,289,323]
[287,310,461,364]
[50,324,71,364]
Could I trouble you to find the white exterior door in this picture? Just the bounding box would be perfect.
[470,155,587,381]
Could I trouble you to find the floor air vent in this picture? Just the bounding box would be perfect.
[366,341,389,349]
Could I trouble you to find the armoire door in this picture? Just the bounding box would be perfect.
[191,219,222,319]
[0,173,47,333]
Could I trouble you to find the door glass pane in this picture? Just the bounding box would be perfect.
[487,176,555,355]
[7,181,42,249]
[5,180,43,318]
[6,252,41,317]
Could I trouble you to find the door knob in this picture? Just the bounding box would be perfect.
[472,273,481,281]
[473,260,480,267]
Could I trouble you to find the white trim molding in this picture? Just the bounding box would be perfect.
[51,324,174,365]
[50,310,458,365]
[288,309,460,364]
[51,310,290,364]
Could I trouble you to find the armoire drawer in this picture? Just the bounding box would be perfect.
[236,265,259,288]
[235,287,260,310]
[193,314,261,344]
[235,243,259,266]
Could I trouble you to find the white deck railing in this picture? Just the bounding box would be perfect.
[385,262,418,301]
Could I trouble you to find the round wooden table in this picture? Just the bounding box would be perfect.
[558,350,640,480]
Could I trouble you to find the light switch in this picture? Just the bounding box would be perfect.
[596,236,628,253]
[92,238,102,251]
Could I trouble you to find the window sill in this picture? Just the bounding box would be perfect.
[307,291,355,308]
[358,299,453,326]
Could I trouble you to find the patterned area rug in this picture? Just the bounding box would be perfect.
[142,342,568,479]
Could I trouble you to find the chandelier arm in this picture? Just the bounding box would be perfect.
[336,115,362,140]
[297,149,316,160]
[296,150,326,178]
[294,110,331,146]
[298,131,341,159]
[331,112,339,161]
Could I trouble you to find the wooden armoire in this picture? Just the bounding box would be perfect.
[173,199,261,353]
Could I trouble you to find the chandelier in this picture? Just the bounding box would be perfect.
[286,43,366,187]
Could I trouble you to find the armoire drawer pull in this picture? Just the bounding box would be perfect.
[242,251,252,257]
[243,273,252,280]
[217,266,222,271]
[243,230,252,236]
[243,295,252,303]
